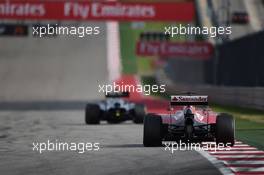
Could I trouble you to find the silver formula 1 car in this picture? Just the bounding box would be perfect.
[85,92,146,124]
[143,94,235,147]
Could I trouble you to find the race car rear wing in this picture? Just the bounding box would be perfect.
[105,91,130,98]
[170,95,208,106]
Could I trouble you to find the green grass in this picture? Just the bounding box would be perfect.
[141,76,169,98]
[119,22,188,75]
[235,125,264,150]
[211,104,264,124]
[211,104,264,150]
[119,22,138,74]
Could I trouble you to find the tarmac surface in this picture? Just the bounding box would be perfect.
[0,22,221,175]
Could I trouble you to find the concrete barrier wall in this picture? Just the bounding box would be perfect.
[156,69,264,110]
[217,30,264,87]
[164,58,206,84]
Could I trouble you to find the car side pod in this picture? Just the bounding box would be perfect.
[143,114,163,147]
[215,113,235,147]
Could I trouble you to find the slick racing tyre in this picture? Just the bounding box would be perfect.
[143,114,162,147]
[216,113,235,146]
[133,104,146,124]
[85,104,101,124]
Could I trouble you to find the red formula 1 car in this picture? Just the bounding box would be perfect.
[143,94,235,147]
[231,12,249,24]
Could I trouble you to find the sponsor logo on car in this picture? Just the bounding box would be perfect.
[171,96,208,102]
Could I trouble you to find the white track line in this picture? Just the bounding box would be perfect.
[106,21,121,82]
[197,150,234,175]
[200,141,264,174]
[216,155,264,158]
[222,160,264,165]
[209,151,264,154]
[202,144,250,146]
[232,144,251,147]
[230,167,264,172]
[206,147,257,151]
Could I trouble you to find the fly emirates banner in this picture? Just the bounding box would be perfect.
[0,1,194,21]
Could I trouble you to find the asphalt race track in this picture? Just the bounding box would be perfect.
[0,22,221,175]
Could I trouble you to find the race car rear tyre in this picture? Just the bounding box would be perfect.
[85,104,101,124]
[133,104,146,124]
[216,113,235,146]
[143,114,162,147]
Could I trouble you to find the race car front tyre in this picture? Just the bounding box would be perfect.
[133,104,146,124]
[85,104,101,124]
[143,114,162,147]
[216,113,235,146]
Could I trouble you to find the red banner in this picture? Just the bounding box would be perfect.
[0,1,194,21]
[136,41,214,59]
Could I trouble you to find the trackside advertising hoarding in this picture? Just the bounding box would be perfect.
[0,1,194,21]
[136,41,214,59]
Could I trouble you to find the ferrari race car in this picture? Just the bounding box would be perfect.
[85,92,146,124]
[143,95,235,147]
[231,11,249,24]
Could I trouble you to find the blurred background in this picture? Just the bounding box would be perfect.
[0,1,263,108]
